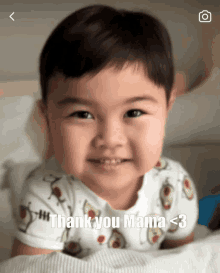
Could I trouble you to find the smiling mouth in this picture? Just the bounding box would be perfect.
[89,159,129,164]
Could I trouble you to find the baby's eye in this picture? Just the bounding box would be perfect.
[68,109,146,119]
[69,111,92,119]
[125,109,146,118]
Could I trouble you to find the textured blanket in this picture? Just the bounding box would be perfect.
[1,230,220,273]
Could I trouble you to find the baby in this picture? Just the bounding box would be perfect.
[11,4,198,257]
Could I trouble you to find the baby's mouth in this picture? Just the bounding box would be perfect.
[89,159,129,164]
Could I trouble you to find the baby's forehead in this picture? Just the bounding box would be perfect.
[47,68,167,108]
[49,65,148,89]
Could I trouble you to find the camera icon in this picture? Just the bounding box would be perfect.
[199,10,212,23]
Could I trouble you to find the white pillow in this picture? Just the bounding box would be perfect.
[0,96,41,187]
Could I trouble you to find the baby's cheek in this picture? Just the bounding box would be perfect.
[57,128,86,169]
[143,120,165,160]
[143,118,165,144]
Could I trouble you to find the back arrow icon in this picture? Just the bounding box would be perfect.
[10,12,15,21]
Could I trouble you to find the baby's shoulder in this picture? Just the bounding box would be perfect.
[156,156,184,174]
[157,156,195,196]
[155,156,192,188]
[23,164,73,196]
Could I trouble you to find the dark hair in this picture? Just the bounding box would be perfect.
[39,4,174,107]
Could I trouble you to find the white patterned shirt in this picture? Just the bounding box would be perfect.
[15,155,198,258]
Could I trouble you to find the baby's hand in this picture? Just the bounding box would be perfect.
[11,239,62,257]
[208,203,220,231]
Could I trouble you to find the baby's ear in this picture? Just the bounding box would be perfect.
[37,99,47,118]
[167,72,186,111]
[174,72,186,97]
[36,99,54,160]
[36,99,47,133]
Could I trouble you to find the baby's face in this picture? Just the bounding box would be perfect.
[44,65,171,193]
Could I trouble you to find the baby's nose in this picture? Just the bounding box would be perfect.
[96,123,127,148]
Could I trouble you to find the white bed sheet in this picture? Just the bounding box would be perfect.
[0,229,220,273]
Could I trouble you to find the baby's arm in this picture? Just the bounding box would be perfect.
[208,203,220,231]
[11,169,72,257]
[11,238,62,257]
[160,232,194,249]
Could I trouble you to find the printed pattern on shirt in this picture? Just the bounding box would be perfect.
[16,156,198,256]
